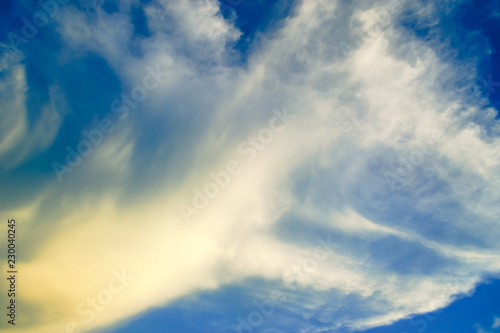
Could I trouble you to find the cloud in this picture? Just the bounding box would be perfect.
[476,323,492,333]
[0,47,66,169]
[2,0,500,332]
[493,316,500,329]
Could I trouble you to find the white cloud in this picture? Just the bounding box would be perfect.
[0,49,66,169]
[493,316,500,329]
[5,0,500,332]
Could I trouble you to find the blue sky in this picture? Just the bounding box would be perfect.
[1,0,500,333]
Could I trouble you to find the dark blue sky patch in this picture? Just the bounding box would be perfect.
[101,0,120,15]
[0,1,20,37]
[53,54,122,139]
[455,0,500,110]
[0,163,49,212]
[23,36,63,125]
[0,0,63,55]
[130,5,151,38]
[220,0,298,64]
[127,4,151,58]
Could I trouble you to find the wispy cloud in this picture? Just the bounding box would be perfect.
[493,316,500,329]
[0,48,66,169]
[2,0,500,332]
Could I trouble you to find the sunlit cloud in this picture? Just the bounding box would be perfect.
[1,0,500,332]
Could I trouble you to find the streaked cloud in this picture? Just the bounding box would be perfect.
[1,0,499,332]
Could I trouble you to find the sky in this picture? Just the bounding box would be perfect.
[0,0,500,333]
